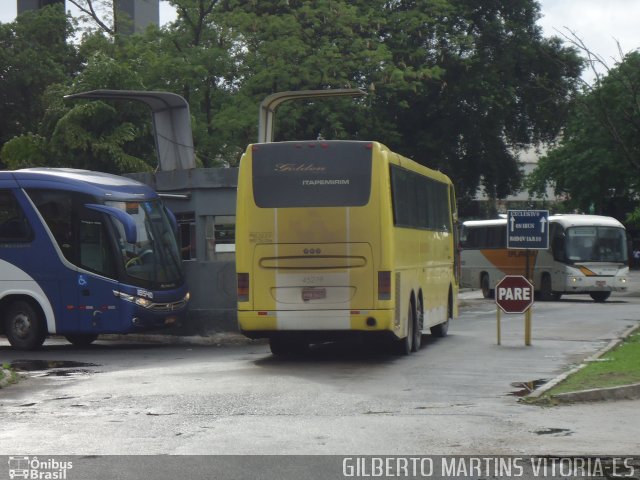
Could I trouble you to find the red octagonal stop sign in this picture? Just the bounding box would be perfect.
[495,275,534,313]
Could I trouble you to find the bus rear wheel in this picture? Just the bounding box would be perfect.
[395,302,415,355]
[4,300,46,351]
[65,334,99,347]
[481,274,494,299]
[430,292,451,338]
[411,298,423,352]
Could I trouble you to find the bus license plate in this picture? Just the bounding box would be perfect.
[302,287,326,301]
[596,281,606,287]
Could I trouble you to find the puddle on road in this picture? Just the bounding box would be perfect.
[534,428,573,436]
[10,360,100,377]
[509,379,548,397]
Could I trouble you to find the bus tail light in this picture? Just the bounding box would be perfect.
[237,273,249,302]
[378,271,391,300]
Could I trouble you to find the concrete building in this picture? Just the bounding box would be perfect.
[17,0,159,34]
[114,0,159,34]
[17,0,63,14]
[468,145,560,218]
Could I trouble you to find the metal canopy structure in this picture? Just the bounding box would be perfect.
[65,90,196,171]
[258,88,367,143]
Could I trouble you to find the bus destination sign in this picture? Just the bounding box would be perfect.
[506,210,549,250]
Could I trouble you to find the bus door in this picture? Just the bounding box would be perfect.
[73,206,122,333]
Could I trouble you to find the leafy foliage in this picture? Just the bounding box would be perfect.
[527,51,640,219]
[214,0,583,202]
[1,0,583,202]
[0,5,79,150]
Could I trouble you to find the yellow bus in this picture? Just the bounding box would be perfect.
[235,140,458,355]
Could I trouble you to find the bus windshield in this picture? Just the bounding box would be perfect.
[107,200,183,286]
[565,226,628,263]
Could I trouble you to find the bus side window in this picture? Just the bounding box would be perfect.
[0,190,32,242]
[459,226,468,249]
[26,189,76,262]
[551,224,565,261]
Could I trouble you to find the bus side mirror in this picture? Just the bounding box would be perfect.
[85,204,137,244]
[164,206,178,234]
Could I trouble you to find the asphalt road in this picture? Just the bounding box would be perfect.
[0,275,639,461]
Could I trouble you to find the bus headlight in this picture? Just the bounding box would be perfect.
[113,290,153,308]
[135,297,152,308]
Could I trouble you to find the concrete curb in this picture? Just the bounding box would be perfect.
[553,382,640,403]
[527,322,640,403]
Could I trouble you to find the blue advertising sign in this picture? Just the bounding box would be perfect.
[506,210,549,249]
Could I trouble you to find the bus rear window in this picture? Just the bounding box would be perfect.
[252,142,372,208]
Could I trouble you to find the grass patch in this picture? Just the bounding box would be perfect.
[0,363,19,388]
[544,332,640,397]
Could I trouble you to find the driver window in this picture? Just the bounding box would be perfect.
[79,216,116,279]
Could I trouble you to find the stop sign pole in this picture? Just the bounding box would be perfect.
[495,275,534,346]
[502,210,548,346]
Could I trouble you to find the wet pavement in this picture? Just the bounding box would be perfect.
[0,271,639,456]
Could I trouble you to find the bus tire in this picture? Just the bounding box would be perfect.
[539,274,554,301]
[411,298,423,352]
[65,334,99,347]
[395,302,415,355]
[481,274,493,299]
[4,300,46,351]
[431,292,451,338]
[590,291,611,302]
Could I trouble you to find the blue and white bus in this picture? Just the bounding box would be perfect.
[0,168,189,350]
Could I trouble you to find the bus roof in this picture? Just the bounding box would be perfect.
[463,214,625,229]
[4,168,157,201]
[549,214,625,229]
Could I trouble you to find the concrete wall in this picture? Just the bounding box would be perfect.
[127,167,239,335]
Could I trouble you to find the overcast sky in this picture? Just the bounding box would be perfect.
[1,0,639,82]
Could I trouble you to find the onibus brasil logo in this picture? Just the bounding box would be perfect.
[8,456,73,479]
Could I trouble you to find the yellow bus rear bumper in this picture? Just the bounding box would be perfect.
[237,309,395,333]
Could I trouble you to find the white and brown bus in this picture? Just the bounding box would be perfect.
[460,214,629,302]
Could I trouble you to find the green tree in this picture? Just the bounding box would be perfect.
[2,0,583,190]
[370,0,582,206]
[0,5,79,151]
[70,1,241,167]
[3,49,155,173]
[214,0,582,203]
[527,51,640,219]
[214,0,392,152]
[146,0,242,165]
